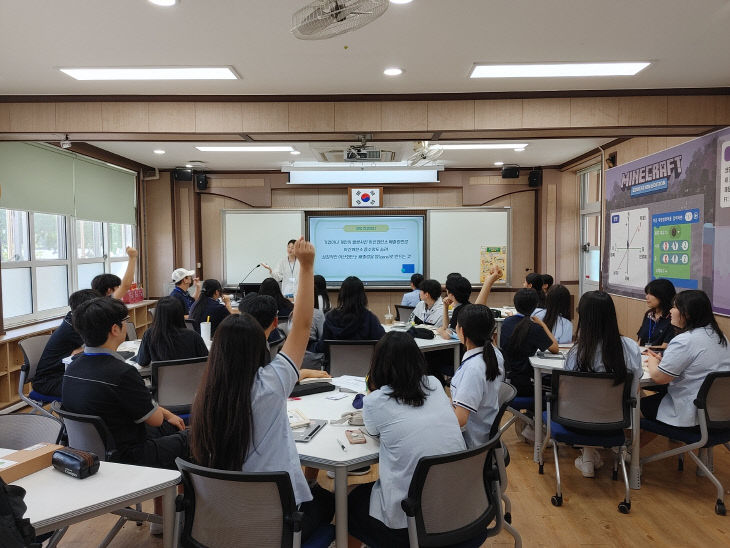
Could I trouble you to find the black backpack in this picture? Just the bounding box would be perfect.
[0,476,38,548]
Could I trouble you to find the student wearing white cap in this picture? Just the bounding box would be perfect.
[169,268,201,315]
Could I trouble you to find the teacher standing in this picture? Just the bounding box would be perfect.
[262,239,300,298]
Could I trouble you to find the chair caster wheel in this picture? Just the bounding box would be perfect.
[538,464,544,475]
[504,512,512,524]
[551,495,562,507]
[612,470,618,481]
[618,501,631,514]
[715,500,726,516]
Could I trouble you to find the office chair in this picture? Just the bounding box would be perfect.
[184,318,198,331]
[175,458,334,548]
[125,321,138,341]
[323,340,378,377]
[640,371,730,515]
[538,371,634,513]
[18,333,60,419]
[394,304,415,322]
[150,357,208,422]
[0,413,63,450]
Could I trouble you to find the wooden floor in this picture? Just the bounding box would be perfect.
[53,423,730,547]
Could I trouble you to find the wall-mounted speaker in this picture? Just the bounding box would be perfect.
[501,165,520,179]
[528,169,543,188]
[173,168,193,182]
[195,173,208,191]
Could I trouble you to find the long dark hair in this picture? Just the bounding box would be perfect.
[314,274,331,312]
[332,276,368,323]
[525,273,545,307]
[190,314,268,470]
[457,304,500,381]
[259,277,291,313]
[645,278,676,316]
[503,288,539,357]
[673,290,727,346]
[189,279,222,323]
[146,297,186,357]
[543,284,571,332]
[569,291,627,384]
[367,331,431,407]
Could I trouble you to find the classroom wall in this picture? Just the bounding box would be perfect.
[141,171,174,298]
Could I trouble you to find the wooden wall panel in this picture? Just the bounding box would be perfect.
[667,95,730,126]
[380,101,428,131]
[316,188,348,208]
[0,104,9,131]
[507,191,536,287]
[556,171,580,281]
[7,103,55,132]
[200,193,227,281]
[570,97,619,127]
[334,102,381,131]
[55,102,102,132]
[545,183,557,276]
[383,188,415,207]
[288,102,335,132]
[241,102,289,132]
[143,172,174,298]
[474,99,523,129]
[523,98,570,128]
[618,96,668,126]
[101,102,149,132]
[427,100,475,130]
[148,102,196,132]
[195,102,243,133]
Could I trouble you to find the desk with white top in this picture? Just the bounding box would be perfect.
[383,323,462,372]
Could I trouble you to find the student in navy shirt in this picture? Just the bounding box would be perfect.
[90,247,138,299]
[258,277,293,319]
[524,272,546,308]
[190,238,334,542]
[637,278,677,348]
[188,279,238,336]
[169,268,200,315]
[33,289,101,397]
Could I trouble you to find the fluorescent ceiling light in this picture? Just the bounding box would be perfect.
[384,67,403,76]
[149,0,177,6]
[494,161,504,166]
[196,146,294,152]
[153,149,166,155]
[439,143,528,150]
[288,170,439,185]
[470,62,650,78]
[390,0,413,4]
[60,66,238,80]
[290,150,301,155]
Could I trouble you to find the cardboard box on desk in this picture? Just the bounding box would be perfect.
[0,443,64,483]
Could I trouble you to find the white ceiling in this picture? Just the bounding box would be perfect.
[1,0,729,96]
[95,138,612,170]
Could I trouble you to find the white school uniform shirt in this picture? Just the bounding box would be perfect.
[401,289,420,307]
[532,308,573,344]
[242,351,312,505]
[272,257,300,297]
[564,336,643,396]
[409,296,444,327]
[362,375,466,529]
[450,346,505,448]
[656,327,730,427]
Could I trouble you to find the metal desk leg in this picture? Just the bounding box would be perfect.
[162,485,177,548]
[533,368,543,463]
[334,466,348,547]
[630,396,641,490]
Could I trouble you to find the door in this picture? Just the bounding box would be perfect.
[579,166,602,296]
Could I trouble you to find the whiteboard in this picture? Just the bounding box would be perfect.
[223,210,305,285]
[428,208,510,283]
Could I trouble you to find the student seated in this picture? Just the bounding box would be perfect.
[542,273,554,293]
[188,279,238,336]
[62,297,188,468]
[314,274,331,313]
[400,273,423,307]
[564,291,643,477]
[90,247,138,299]
[33,289,101,397]
[316,276,385,350]
[637,278,677,348]
[500,288,558,396]
[524,272,545,307]
[643,290,730,430]
[136,297,208,367]
[190,238,334,542]
[347,331,466,547]
[439,274,472,334]
[409,278,444,327]
[169,268,201,315]
[258,277,294,319]
[532,284,574,344]
[450,304,504,448]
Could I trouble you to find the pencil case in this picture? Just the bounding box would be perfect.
[52,448,100,479]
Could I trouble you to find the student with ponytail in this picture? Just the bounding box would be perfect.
[533,284,574,344]
[524,272,546,307]
[188,279,238,336]
[450,304,505,448]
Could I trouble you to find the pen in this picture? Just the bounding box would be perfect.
[336,438,347,452]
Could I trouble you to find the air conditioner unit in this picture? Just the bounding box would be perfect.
[345,147,382,161]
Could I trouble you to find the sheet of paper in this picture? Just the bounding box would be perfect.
[331,375,367,393]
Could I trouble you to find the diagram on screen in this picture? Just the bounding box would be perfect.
[608,208,649,289]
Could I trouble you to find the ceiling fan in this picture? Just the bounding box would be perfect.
[408,141,444,166]
[291,0,389,40]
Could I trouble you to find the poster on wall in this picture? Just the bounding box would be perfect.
[480,246,507,283]
[603,127,730,315]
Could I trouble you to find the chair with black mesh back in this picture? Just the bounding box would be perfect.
[394,304,415,322]
[640,371,730,515]
[0,413,63,450]
[324,340,378,377]
[175,458,335,548]
[18,333,60,419]
[150,357,208,423]
[399,436,504,548]
[538,371,635,513]
[50,401,161,547]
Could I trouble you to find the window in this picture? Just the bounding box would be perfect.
[1,208,135,327]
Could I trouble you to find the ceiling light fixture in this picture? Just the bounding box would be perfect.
[148,0,177,6]
[185,164,193,168]
[153,149,166,155]
[196,146,295,152]
[439,143,528,150]
[469,62,650,79]
[390,0,413,4]
[384,67,403,76]
[59,66,238,80]
[290,150,301,155]
[494,161,504,166]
